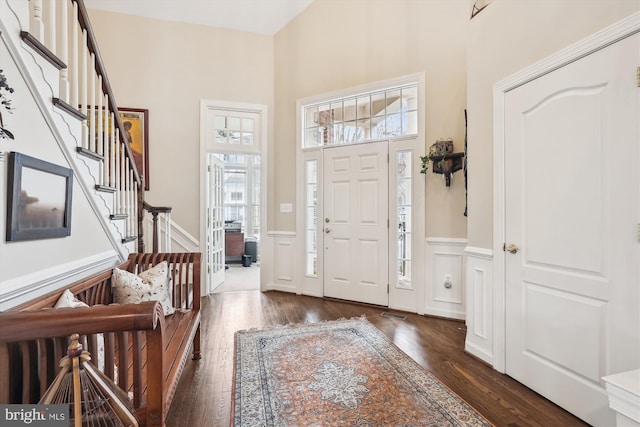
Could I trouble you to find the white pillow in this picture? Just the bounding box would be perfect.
[54,290,105,371]
[112,261,175,316]
[54,289,89,308]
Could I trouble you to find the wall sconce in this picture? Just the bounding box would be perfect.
[420,139,464,186]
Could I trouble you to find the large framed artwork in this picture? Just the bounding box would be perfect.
[119,107,149,190]
[6,152,73,241]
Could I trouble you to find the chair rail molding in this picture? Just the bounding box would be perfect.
[0,250,120,310]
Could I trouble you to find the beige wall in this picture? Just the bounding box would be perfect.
[466,0,639,248]
[88,10,275,237]
[88,0,638,244]
[89,1,469,240]
[274,0,469,235]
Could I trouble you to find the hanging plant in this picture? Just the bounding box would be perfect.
[0,69,15,140]
[419,140,451,174]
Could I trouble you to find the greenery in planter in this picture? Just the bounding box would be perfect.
[0,69,15,140]
[419,140,450,174]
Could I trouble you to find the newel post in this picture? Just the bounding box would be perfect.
[137,184,145,253]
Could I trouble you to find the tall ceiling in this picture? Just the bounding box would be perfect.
[83,0,315,35]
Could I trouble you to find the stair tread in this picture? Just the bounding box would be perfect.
[95,184,117,193]
[20,31,66,70]
[77,147,104,161]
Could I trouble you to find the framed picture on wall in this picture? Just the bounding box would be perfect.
[118,107,149,190]
[6,152,73,241]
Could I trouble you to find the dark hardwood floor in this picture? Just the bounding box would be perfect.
[166,291,589,427]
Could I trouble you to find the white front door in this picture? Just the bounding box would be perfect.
[323,141,389,306]
[504,34,639,426]
[206,153,225,293]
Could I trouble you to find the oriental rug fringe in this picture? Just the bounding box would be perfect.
[232,317,492,426]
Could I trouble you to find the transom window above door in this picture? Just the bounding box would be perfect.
[302,83,418,148]
[214,114,256,148]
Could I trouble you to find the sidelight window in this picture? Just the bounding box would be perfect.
[305,160,318,276]
[397,151,412,288]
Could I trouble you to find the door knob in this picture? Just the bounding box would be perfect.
[325,228,331,234]
[505,243,519,254]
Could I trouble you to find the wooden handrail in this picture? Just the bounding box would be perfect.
[73,0,141,187]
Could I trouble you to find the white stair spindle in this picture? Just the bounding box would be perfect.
[43,0,55,52]
[80,30,88,149]
[130,166,135,238]
[132,172,138,243]
[110,112,116,190]
[124,158,130,236]
[116,129,121,211]
[97,87,105,185]
[57,0,69,102]
[123,152,128,219]
[68,1,79,109]
[132,173,136,242]
[165,212,172,252]
[102,93,109,185]
[89,54,96,152]
[29,0,44,42]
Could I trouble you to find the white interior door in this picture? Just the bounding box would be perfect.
[206,153,225,293]
[323,141,389,306]
[504,34,639,426]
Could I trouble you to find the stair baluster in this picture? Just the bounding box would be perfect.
[20,0,170,252]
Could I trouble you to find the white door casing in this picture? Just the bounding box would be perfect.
[323,141,389,306]
[501,31,639,427]
[206,153,225,293]
[199,100,268,294]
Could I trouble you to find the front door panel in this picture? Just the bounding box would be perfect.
[323,141,389,306]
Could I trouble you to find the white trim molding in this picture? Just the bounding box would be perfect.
[424,237,467,320]
[0,250,120,310]
[464,245,494,365]
[602,369,640,426]
[199,99,269,295]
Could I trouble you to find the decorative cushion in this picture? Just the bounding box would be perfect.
[54,290,105,371]
[54,289,89,309]
[112,261,175,316]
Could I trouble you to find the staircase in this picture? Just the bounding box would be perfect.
[0,0,169,258]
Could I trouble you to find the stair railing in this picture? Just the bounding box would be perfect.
[24,0,169,251]
[141,202,173,253]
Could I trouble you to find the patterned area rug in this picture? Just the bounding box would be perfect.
[232,317,492,426]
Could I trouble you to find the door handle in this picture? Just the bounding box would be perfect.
[325,228,331,234]
[505,243,519,254]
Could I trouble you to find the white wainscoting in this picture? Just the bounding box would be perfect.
[264,231,298,293]
[464,245,494,366]
[424,238,467,320]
